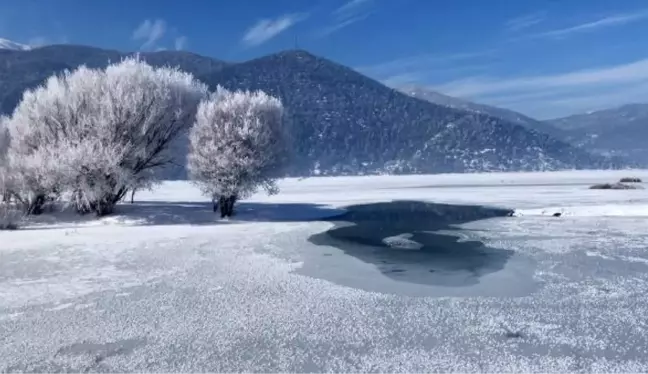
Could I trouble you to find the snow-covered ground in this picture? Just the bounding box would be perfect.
[2,170,648,372]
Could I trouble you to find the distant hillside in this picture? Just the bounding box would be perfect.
[398,85,567,139]
[545,103,648,163]
[0,45,229,114]
[0,45,622,178]
[200,50,618,175]
[0,38,30,51]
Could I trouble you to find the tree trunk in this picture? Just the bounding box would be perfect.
[28,194,46,215]
[113,186,128,204]
[94,199,115,217]
[73,189,92,215]
[218,194,237,218]
[130,189,136,204]
[219,196,228,218]
[212,196,219,213]
[227,195,237,217]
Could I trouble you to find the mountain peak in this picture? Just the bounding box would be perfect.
[0,38,30,51]
[274,49,317,58]
[255,49,325,65]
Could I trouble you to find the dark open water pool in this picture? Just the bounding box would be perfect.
[299,201,538,297]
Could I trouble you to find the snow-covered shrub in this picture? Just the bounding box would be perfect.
[187,87,287,217]
[4,58,208,216]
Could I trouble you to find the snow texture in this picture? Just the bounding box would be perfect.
[1,169,648,372]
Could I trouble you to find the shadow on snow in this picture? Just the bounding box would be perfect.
[21,200,345,229]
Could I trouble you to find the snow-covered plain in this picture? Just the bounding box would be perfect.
[2,170,648,372]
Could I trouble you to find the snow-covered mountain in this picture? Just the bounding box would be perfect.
[545,103,648,164]
[202,51,620,175]
[0,45,623,178]
[0,38,30,51]
[398,85,567,139]
[546,103,648,131]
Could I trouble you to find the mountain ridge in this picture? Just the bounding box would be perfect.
[544,103,648,163]
[0,38,30,51]
[398,85,568,139]
[199,49,620,175]
[0,45,623,177]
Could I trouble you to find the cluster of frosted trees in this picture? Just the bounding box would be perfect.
[0,57,287,225]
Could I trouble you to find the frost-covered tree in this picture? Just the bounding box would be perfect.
[187,88,287,217]
[4,58,208,215]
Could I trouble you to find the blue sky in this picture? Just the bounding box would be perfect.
[1,0,648,119]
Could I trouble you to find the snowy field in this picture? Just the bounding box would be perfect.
[2,169,648,372]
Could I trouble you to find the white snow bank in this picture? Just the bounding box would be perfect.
[14,169,648,230]
[514,203,648,218]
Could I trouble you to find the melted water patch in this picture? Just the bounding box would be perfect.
[301,201,538,297]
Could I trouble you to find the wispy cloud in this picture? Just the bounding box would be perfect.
[132,19,167,50]
[357,50,494,87]
[505,12,546,32]
[436,58,648,97]
[319,0,376,37]
[242,13,308,47]
[381,72,428,87]
[434,57,648,118]
[360,51,492,76]
[174,36,187,51]
[319,12,374,37]
[529,10,648,39]
[334,0,373,16]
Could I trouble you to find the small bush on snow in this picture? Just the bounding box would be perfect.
[620,177,642,183]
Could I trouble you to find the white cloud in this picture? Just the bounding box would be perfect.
[334,0,372,17]
[359,51,492,76]
[132,19,167,50]
[242,13,308,47]
[505,12,546,31]
[433,57,648,119]
[319,12,373,37]
[529,10,648,39]
[175,36,187,50]
[320,0,375,36]
[381,72,427,87]
[436,58,648,97]
[356,50,493,87]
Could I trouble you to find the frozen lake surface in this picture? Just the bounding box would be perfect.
[2,170,648,372]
